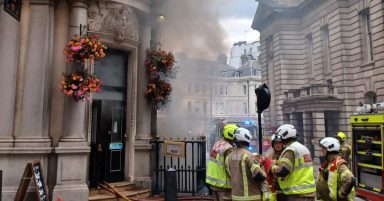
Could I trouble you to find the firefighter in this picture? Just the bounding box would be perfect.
[265,134,284,200]
[206,123,239,201]
[335,132,352,165]
[316,137,355,201]
[225,127,267,201]
[271,124,316,201]
[267,134,284,161]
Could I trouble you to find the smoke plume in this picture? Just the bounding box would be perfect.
[156,0,229,60]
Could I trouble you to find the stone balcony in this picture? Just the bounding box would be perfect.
[285,84,336,100]
[283,84,343,113]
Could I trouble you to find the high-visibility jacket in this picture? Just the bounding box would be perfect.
[327,156,355,201]
[225,148,264,201]
[206,139,233,188]
[277,141,316,195]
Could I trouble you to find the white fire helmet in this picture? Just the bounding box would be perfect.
[234,128,253,143]
[320,137,340,152]
[275,124,297,140]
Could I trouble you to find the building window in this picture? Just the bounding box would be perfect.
[243,102,248,114]
[195,101,200,113]
[219,102,224,114]
[249,47,252,55]
[361,10,373,62]
[235,72,240,77]
[203,101,207,114]
[306,34,314,77]
[203,84,206,94]
[244,49,247,55]
[188,101,191,113]
[221,71,227,77]
[219,85,224,95]
[225,86,228,95]
[364,91,377,104]
[211,70,216,76]
[225,103,229,114]
[243,85,247,95]
[215,102,219,114]
[195,83,199,93]
[321,26,331,73]
[253,69,261,77]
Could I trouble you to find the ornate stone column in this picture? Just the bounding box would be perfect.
[53,1,89,200]
[132,17,152,187]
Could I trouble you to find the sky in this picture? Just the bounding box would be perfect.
[215,0,260,47]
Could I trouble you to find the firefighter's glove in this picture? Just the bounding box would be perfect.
[321,169,329,181]
[254,172,266,182]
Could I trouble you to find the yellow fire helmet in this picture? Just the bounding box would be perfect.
[223,124,239,141]
[336,132,347,141]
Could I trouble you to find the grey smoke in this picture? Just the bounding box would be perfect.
[157,0,229,60]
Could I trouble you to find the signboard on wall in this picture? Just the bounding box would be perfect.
[3,0,21,21]
[164,141,185,158]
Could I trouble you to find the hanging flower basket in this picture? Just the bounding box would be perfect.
[60,69,103,102]
[144,49,175,75]
[144,49,177,108]
[145,78,173,106]
[63,34,107,64]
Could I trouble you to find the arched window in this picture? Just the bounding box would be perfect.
[364,91,377,104]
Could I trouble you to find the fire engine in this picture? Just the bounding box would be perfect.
[350,103,384,201]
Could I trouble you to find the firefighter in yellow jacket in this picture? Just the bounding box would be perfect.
[206,123,239,201]
[335,132,352,165]
[316,137,355,201]
[271,124,316,201]
[225,127,267,201]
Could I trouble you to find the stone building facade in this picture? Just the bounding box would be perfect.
[0,0,157,200]
[253,0,384,163]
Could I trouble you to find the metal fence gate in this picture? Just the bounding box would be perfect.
[151,137,207,196]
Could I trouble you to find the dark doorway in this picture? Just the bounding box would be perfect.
[89,49,128,187]
[324,111,339,137]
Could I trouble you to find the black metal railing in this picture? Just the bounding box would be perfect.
[151,137,207,196]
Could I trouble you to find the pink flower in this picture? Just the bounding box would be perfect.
[71,46,82,51]
[71,85,78,89]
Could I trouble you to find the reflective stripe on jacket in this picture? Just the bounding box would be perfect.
[328,156,355,201]
[226,148,264,201]
[206,139,233,188]
[277,141,316,195]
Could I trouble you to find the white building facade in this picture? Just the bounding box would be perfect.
[229,41,261,68]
